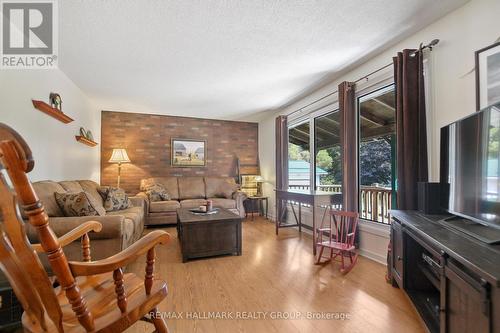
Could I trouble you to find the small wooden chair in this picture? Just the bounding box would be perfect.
[0,123,171,332]
[315,209,359,274]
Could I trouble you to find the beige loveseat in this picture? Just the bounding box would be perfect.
[137,176,247,226]
[25,180,145,262]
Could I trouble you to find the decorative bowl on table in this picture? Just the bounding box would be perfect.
[189,208,219,215]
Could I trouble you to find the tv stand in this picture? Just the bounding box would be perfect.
[390,210,500,333]
[439,215,500,244]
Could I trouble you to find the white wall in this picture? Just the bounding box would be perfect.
[0,70,100,182]
[251,0,500,264]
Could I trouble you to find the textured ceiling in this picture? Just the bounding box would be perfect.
[59,0,468,120]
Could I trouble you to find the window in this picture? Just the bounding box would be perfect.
[314,111,342,194]
[288,121,311,190]
[357,84,396,223]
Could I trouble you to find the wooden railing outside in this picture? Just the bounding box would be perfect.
[288,184,392,224]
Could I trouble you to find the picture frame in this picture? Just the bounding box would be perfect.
[171,138,207,167]
[475,42,500,111]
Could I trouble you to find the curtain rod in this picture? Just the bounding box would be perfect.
[286,39,440,119]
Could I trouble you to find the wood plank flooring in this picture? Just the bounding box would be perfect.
[126,217,425,333]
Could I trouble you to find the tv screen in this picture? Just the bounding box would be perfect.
[441,104,500,226]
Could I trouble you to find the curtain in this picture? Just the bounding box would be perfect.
[339,81,358,212]
[275,115,288,221]
[393,49,429,210]
[387,49,429,283]
[339,81,359,246]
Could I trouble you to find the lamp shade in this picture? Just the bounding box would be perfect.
[109,148,130,163]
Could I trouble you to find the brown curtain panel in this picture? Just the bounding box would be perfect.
[339,81,359,246]
[275,115,288,220]
[339,81,358,213]
[387,49,429,283]
[393,49,429,210]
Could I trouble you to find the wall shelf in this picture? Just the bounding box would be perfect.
[32,100,74,123]
[75,135,98,147]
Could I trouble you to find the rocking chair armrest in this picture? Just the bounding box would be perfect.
[32,221,103,253]
[68,230,171,276]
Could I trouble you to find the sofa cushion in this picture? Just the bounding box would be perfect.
[205,177,238,199]
[145,184,171,202]
[208,198,237,209]
[58,180,107,216]
[180,199,207,209]
[31,181,66,217]
[98,186,132,212]
[141,177,179,200]
[79,180,104,204]
[107,206,144,242]
[178,177,205,199]
[59,181,84,193]
[150,200,180,213]
[54,192,101,217]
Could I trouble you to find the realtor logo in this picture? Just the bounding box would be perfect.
[1,0,58,69]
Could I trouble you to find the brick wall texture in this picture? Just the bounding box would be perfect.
[101,111,259,194]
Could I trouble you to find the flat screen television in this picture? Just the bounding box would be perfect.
[440,103,500,228]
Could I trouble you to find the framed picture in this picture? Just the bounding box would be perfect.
[476,42,500,110]
[171,138,207,167]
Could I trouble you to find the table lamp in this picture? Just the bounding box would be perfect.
[255,175,264,197]
[109,148,130,188]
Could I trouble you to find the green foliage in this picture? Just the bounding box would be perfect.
[290,137,394,188]
[316,150,332,170]
[288,143,310,162]
[317,146,342,185]
[288,143,301,160]
[359,138,392,187]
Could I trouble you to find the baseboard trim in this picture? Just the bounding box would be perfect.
[359,248,387,265]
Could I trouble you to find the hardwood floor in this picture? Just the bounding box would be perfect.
[126,217,425,333]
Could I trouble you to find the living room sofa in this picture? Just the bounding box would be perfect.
[24,180,145,262]
[137,176,247,226]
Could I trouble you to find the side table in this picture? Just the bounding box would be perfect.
[244,196,268,220]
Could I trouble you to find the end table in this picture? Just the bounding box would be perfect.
[244,196,268,220]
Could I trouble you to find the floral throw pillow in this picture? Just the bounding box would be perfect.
[54,192,100,217]
[97,186,132,212]
[145,184,170,202]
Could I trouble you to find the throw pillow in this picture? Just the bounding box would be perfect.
[145,184,170,202]
[97,186,132,212]
[54,192,100,217]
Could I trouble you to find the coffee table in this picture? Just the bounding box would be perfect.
[177,208,242,262]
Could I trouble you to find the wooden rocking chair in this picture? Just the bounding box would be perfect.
[0,123,171,332]
[315,209,359,274]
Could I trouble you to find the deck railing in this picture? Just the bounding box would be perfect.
[288,184,392,224]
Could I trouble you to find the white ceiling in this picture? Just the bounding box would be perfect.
[59,0,468,120]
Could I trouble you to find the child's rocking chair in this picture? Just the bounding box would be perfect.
[315,209,359,274]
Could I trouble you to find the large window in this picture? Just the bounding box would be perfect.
[288,121,311,190]
[357,84,396,223]
[314,111,342,193]
[284,76,396,225]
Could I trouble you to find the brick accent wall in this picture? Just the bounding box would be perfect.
[101,111,259,194]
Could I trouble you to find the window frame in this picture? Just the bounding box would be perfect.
[313,109,341,191]
[356,80,396,224]
[285,66,396,224]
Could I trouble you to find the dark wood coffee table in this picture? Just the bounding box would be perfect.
[177,208,242,262]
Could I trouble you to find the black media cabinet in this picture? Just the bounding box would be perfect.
[390,210,500,333]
